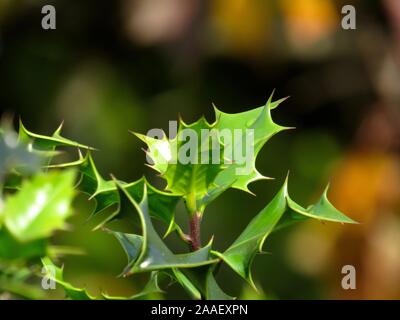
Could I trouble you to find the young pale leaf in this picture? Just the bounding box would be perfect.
[112,181,218,275]
[41,257,162,300]
[135,93,290,212]
[212,94,290,194]
[135,118,225,209]
[214,177,357,289]
[3,170,76,242]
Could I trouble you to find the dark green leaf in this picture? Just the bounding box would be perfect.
[112,181,218,275]
[178,266,234,300]
[41,257,163,300]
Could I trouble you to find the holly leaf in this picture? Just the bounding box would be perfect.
[171,269,202,300]
[212,94,290,194]
[18,121,94,151]
[107,228,228,300]
[55,153,180,234]
[100,178,181,235]
[3,170,76,242]
[134,117,225,210]
[46,152,181,235]
[213,176,357,289]
[111,181,218,275]
[104,230,142,273]
[176,266,234,300]
[135,93,290,211]
[213,178,288,289]
[75,152,118,212]
[286,185,357,224]
[102,271,163,300]
[41,257,96,300]
[41,257,162,300]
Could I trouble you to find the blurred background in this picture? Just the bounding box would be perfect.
[0,0,399,299]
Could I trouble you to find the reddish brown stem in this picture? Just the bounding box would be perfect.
[189,211,202,251]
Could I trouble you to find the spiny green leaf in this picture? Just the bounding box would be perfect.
[112,181,218,275]
[41,257,96,300]
[41,257,163,300]
[214,176,357,289]
[101,271,163,300]
[171,269,202,300]
[105,230,142,273]
[76,152,117,211]
[106,230,202,300]
[3,170,76,242]
[212,94,290,194]
[135,117,225,210]
[93,177,181,235]
[286,185,357,224]
[54,153,181,235]
[135,93,290,212]
[18,121,94,151]
[213,178,288,289]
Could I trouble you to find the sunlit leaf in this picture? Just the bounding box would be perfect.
[134,118,225,211]
[212,94,290,194]
[18,121,94,151]
[3,170,76,242]
[135,93,290,212]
